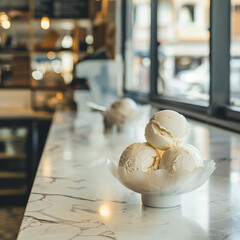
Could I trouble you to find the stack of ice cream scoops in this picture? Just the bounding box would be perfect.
[110,109,216,207]
[120,110,203,175]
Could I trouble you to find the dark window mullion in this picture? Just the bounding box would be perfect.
[209,0,231,117]
[123,0,132,93]
[150,0,158,96]
[121,0,126,93]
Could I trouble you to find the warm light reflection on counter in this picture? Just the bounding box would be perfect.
[42,158,52,177]
[99,204,112,219]
[230,160,240,202]
[63,149,72,160]
[230,172,240,183]
[192,126,210,160]
[230,159,240,181]
[230,139,240,158]
[182,182,209,232]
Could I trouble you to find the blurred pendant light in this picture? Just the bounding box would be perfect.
[0,12,11,29]
[0,12,8,22]
[1,19,11,29]
[61,35,73,49]
[41,16,50,30]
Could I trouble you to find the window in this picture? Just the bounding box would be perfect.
[157,0,210,103]
[123,0,240,131]
[231,2,240,107]
[124,0,151,93]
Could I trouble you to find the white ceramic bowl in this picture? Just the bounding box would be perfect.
[108,159,216,208]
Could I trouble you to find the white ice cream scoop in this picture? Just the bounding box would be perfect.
[145,110,189,150]
[119,142,161,173]
[160,144,203,174]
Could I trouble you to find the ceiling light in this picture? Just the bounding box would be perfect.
[85,35,94,45]
[32,70,43,80]
[41,16,50,30]
[61,35,73,49]
[1,19,11,29]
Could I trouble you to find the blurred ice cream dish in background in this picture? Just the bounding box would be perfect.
[119,142,161,173]
[160,144,203,174]
[87,97,150,132]
[145,110,188,150]
[103,98,137,128]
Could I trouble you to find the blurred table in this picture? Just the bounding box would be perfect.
[17,110,240,240]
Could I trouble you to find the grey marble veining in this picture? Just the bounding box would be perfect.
[17,111,240,240]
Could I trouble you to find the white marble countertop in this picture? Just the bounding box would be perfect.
[17,110,240,240]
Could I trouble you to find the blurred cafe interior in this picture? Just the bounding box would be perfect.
[0,0,240,240]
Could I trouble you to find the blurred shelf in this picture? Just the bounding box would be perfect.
[0,108,53,120]
[31,50,87,57]
[32,17,90,21]
[32,49,75,53]
[0,186,27,196]
[0,172,26,179]
[0,136,26,141]
[0,153,26,160]
[0,6,28,11]
[0,50,30,56]
[31,86,71,91]
[10,17,30,22]
[0,0,92,101]
[0,85,31,89]
[0,86,73,91]
[0,85,72,90]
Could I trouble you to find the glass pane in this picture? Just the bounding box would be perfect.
[157,0,210,103]
[230,2,240,107]
[125,0,151,93]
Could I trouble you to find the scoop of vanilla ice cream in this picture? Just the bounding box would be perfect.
[160,144,203,174]
[104,98,136,125]
[145,110,188,150]
[119,142,161,173]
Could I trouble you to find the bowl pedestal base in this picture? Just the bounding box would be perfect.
[141,194,181,208]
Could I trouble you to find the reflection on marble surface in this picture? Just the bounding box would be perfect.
[17,111,240,240]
